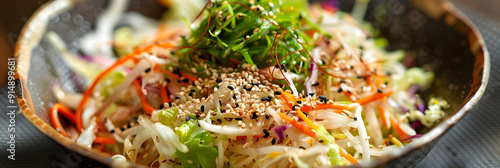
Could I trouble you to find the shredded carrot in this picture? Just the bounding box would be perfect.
[388,113,409,140]
[376,105,391,129]
[154,65,180,79]
[94,137,116,144]
[75,42,174,132]
[158,82,170,104]
[300,103,349,112]
[278,113,316,138]
[296,110,318,130]
[365,75,376,92]
[356,90,393,105]
[339,146,359,164]
[180,71,199,82]
[50,103,76,137]
[132,80,156,115]
[280,91,296,108]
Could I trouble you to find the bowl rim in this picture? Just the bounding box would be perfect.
[13,0,490,167]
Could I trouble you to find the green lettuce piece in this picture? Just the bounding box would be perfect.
[158,108,178,126]
[175,131,218,168]
[175,119,197,143]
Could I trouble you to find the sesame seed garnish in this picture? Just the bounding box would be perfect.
[353,117,358,121]
[201,105,205,112]
[186,116,191,122]
[145,68,151,73]
[219,100,222,106]
[265,115,270,119]
[220,109,226,113]
[252,112,258,119]
[274,91,282,95]
[110,129,115,133]
[308,93,315,96]
[312,82,320,87]
[235,118,242,121]
[377,89,383,93]
[263,129,270,138]
[299,146,306,149]
[182,79,189,83]
[165,78,171,82]
[297,100,302,104]
[340,79,345,83]
[227,85,235,90]
[292,105,300,110]
[168,101,172,107]
[261,97,268,101]
[271,138,276,145]
[337,88,343,93]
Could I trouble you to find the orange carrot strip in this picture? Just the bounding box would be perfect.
[154,65,180,79]
[339,146,359,164]
[300,103,349,112]
[376,105,391,129]
[50,103,76,137]
[132,80,156,115]
[180,72,199,82]
[356,90,393,106]
[278,113,316,138]
[296,110,318,130]
[158,82,170,104]
[94,137,116,144]
[365,75,376,92]
[280,91,296,108]
[388,113,409,140]
[75,42,174,132]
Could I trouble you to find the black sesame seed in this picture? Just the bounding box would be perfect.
[353,117,358,121]
[312,82,320,87]
[265,115,270,119]
[175,97,180,100]
[177,80,181,83]
[121,128,125,131]
[263,129,270,138]
[384,81,389,85]
[188,92,193,97]
[110,129,115,133]
[274,91,282,95]
[278,84,284,88]
[350,65,354,69]
[168,101,172,107]
[165,78,171,82]
[377,89,383,93]
[275,64,280,68]
[292,105,300,110]
[252,112,258,119]
[233,94,236,100]
[219,100,222,106]
[216,78,222,83]
[235,118,242,121]
[308,93,315,96]
[281,64,288,72]
[191,88,196,92]
[236,103,239,108]
[337,88,343,93]
[319,140,324,143]
[299,146,306,149]
[145,68,151,73]
[182,79,189,83]
[357,75,363,79]
[267,96,273,101]
[319,95,327,100]
[201,105,205,112]
[261,97,269,101]
[297,100,302,104]
[340,79,345,83]
[227,85,235,90]
[186,116,191,122]
[159,104,164,109]
[271,138,276,145]
[173,69,181,76]
[221,109,226,113]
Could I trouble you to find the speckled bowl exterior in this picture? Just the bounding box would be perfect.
[14,0,489,167]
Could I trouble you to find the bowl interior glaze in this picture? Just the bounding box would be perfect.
[14,0,489,167]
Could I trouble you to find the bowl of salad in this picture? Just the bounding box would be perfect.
[14,0,489,167]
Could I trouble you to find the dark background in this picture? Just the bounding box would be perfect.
[0,0,499,167]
